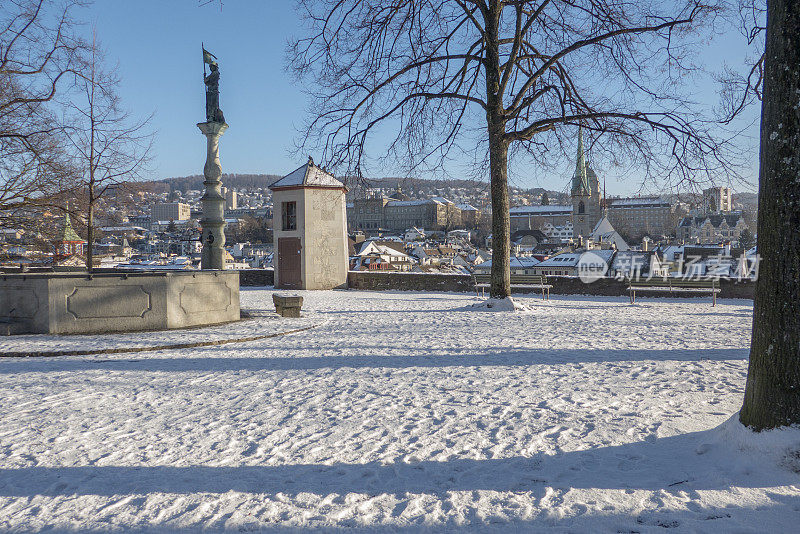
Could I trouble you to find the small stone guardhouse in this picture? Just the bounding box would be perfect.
[269,157,348,289]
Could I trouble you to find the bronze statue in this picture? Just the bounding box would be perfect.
[203,47,226,124]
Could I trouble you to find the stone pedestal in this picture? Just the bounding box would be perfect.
[272,294,303,318]
[0,271,240,334]
[197,121,229,270]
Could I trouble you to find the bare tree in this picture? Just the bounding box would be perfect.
[289,0,732,298]
[716,0,765,124]
[739,0,800,430]
[64,34,152,271]
[0,0,85,227]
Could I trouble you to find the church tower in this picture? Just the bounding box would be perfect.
[571,126,602,243]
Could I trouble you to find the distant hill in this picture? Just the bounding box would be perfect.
[732,192,758,207]
[154,173,567,204]
[158,174,282,192]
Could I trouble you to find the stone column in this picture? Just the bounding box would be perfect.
[197,121,228,270]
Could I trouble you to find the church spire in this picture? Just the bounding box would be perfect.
[571,125,590,196]
[60,212,82,242]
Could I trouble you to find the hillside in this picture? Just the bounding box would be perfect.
[156,174,569,205]
[158,174,282,193]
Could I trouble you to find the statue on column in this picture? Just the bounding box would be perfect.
[198,45,228,270]
[202,47,226,124]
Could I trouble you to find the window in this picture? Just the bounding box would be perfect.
[578,201,585,214]
[282,201,297,231]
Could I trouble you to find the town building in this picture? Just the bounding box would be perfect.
[223,187,238,210]
[609,250,652,279]
[347,190,390,231]
[605,197,675,238]
[702,186,733,213]
[350,240,414,271]
[348,192,468,232]
[531,249,616,277]
[509,205,572,232]
[677,214,748,243]
[457,204,480,228]
[510,229,548,253]
[540,221,574,242]
[151,202,190,224]
[473,255,541,275]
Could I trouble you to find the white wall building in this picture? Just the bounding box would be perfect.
[270,158,349,290]
[151,202,190,223]
[702,187,733,213]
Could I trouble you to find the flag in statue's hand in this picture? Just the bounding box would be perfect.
[202,47,218,66]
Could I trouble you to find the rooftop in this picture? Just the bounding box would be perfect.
[509,205,572,215]
[269,158,345,189]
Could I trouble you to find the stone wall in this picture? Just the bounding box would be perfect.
[238,269,274,287]
[346,271,755,299]
[347,271,475,293]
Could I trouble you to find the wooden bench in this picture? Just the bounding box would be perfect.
[473,273,552,300]
[272,294,303,317]
[627,277,720,306]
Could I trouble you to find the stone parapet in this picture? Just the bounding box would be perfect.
[346,271,755,299]
[0,271,240,334]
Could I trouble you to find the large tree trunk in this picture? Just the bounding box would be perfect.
[86,189,94,273]
[488,136,511,298]
[739,0,800,430]
[485,1,511,299]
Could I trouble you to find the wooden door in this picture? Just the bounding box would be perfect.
[277,237,302,288]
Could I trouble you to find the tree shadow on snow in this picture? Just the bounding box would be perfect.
[0,347,747,374]
[1,422,796,499]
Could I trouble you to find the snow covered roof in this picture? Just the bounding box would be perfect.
[456,204,478,211]
[269,158,345,190]
[658,245,685,261]
[611,250,651,270]
[386,199,433,207]
[474,256,540,270]
[510,205,572,215]
[591,217,629,251]
[355,241,410,259]
[537,249,616,268]
[608,197,670,208]
[536,253,583,267]
[100,226,147,232]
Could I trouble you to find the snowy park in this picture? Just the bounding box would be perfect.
[1,289,799,532]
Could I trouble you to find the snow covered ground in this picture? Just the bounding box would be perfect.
[1,289,798,532]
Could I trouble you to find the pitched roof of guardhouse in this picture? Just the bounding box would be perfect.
[269,157,346,190]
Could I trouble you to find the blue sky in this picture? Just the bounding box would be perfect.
[86,1,303,180]
[84,1,760,195]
